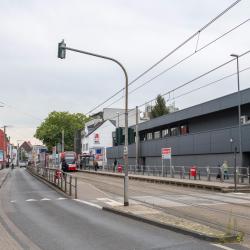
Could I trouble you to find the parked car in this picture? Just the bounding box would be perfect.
[19,161,27,168]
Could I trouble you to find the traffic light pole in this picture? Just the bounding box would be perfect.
[58,41,129,206]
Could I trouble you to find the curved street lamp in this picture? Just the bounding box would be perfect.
[58,40,129,206]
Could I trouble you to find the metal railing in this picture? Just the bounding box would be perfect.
[27,166,77,198]
[96,164,250,185]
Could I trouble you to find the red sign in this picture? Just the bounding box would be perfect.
[94,133,100,143]
[162,148,171,159]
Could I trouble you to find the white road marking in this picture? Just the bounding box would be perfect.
[211,243,236,250]
[26,199,37,202]
[74,199,102,209]
[41,198,51,201]
[96,198,123,207]
[57,197,67,200]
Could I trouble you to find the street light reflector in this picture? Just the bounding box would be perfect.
[58,39,66,59]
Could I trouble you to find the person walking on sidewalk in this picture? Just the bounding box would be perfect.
[113,158,117,172]
[222,160,229,180]
[94,160,99,171]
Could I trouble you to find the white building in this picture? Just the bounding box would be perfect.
[81,120,116,166]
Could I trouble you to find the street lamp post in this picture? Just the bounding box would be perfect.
[58,40,129,206]
[230,54,242,168]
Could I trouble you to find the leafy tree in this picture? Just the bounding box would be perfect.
[35,111,90,151]
[151,95,169,118]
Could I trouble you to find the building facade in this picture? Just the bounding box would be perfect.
[107,89,250,167]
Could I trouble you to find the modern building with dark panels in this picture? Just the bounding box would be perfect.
[107,88,250,167]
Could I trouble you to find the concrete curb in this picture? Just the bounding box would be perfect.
[103,206,238,243]
[79,170,250,193]
[26,169,71,199]
[0,170,10,189]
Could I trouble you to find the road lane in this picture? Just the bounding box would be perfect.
[0,169,225,250]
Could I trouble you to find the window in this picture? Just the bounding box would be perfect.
[180,124,189,135]
[154,131,161,139]
[162,128,169,137]
[170,127,178,136]
[146,132,153,140]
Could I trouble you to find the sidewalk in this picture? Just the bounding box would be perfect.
[78,169,250,192]
[0,168,10,189]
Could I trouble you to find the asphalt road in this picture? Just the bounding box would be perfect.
[0,168,232,250]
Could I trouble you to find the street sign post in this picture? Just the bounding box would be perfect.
[161,148,171,177]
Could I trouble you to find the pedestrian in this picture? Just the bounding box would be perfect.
[216,162,221,179]
[222,160,229,180]
[113,158,117,172]
[94,160,99,171]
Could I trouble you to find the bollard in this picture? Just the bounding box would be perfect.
[69,175,72,196]
[65,174,67,193]
[207,166,211,181]
[171,166,175,178]
[75,177,77,199]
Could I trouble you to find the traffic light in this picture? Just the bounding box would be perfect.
[116,127,124,145]
[58,39,66,59]
[128,128,135,144]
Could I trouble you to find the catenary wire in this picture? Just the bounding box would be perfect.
[91,57,250,130]
[86,0,242,115]
[105,18,250,108]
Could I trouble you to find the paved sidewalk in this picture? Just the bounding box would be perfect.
[0,168,9,188]
[78,169,250,192]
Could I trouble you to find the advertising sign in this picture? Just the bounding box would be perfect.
[0,150,3,162]
[162,148,171,160]
[94,133,100,144]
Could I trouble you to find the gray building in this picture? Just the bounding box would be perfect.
[107,88,250,167]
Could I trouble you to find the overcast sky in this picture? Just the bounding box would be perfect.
[0,0,249,145]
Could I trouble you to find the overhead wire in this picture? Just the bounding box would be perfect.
[86,0,242,115]
[105,18,250,108]
[89,50,250,129]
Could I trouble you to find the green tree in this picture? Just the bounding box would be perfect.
[34,111,90,151]
[151,95,169,118]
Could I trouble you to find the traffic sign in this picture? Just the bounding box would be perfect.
[162,147,171,159]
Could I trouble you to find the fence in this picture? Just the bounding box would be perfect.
[27,165,77,198]
[95,164,250,185]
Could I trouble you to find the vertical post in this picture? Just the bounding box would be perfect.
[124,69,129,206]
[234,146,237,192]
[135,106,139,170]
[236,56,242,168]
[75,177,77,199]
[69,175,72,196]
[74,131,76,153]
[117,112,120,128]
[161,158,164,177]
[17,143,19,168]
[62,129,64,153]
[3,126,6,168]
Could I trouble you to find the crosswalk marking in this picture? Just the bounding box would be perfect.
[10,197,68,203]
[41,198,51,201]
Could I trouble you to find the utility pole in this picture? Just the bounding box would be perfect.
[17,143,19,167]
[74,131,77,153]
[62,129,65,152]
[3,126,6,168]
[135,106,139,169]
[117,112,120,128]
[230,54,242,167]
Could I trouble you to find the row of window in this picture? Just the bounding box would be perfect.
[142,124,189,141]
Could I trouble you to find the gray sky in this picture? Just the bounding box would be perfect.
[0,0,249,144]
